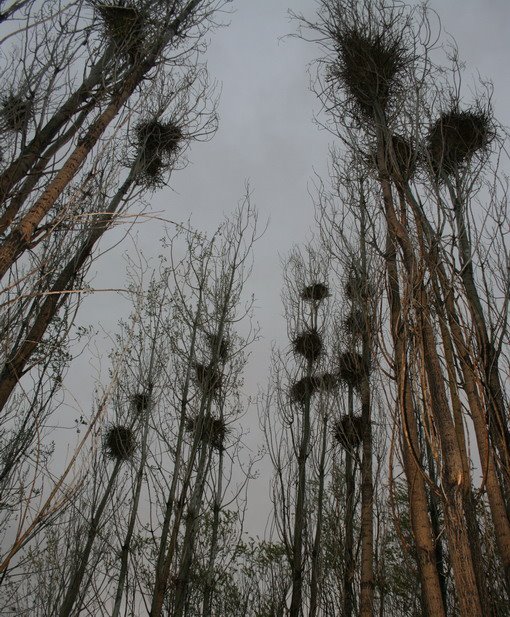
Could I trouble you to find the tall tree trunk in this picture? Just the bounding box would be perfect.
[309,412,328,617]
[58,458,123,617]
[358,192,374,617]
[449,185,510,491]
[112,387,153,617]
[201,441,225,617]
[398,181,510,588]
[342,385,356,617]
[384,228,446,617]
[173,443,212,617]
[289,357,313,617]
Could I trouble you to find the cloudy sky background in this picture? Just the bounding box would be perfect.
[65,0,510,534]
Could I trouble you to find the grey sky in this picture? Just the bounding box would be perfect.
[67,0,510,535]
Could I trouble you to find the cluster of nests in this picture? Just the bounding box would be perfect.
[365,111,493,183]
[192,333,230,395]
[331,25,494,178]
[290,351,367,405]
[102,387,152,461]
[185,412,227,451]
[134,119,183,188]
[292,283,329,363]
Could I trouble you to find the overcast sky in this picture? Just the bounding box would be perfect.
[67,0,510,534]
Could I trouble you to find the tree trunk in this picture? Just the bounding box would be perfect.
[58,458,122,617]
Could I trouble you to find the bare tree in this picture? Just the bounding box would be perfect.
[296,0,510,614]
[0,1,225,579]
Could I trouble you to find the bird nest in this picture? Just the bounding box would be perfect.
[194,363,222,394]
[427,108,494,176]
[290,376,317,405]
[301,283,330,302]
[292,329,323,363]
[338,352,366,390]
[331,26,408,117]
[136,119,183,159]
[186,412,227,450]
[1,94,32,132]
[207,333,229,362]
[137,156,165,188]
[96,3,145,54]
[343,308,366,339]
[344,269,373,302]
[132,391,151,413]
[334,414,363,449]
[104,425,136,461]
[135,119,183,187]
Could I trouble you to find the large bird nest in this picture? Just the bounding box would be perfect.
[194,363,222,395]
[136,119,183,159]
[186,412,227,451]
[290,376,317,405]
[104,425,136,461]
[344,269,373,302]
[135,119,183,187]
[338,352,366,390]
[301,283,330,302]
[427,108,494,176]
[343,308,366,339]
[96,3,145,55]
[137,156,165,188]
[1,93,32,132]
[334,414,363,449]
[292,329,323,363]
[331,26,409,118]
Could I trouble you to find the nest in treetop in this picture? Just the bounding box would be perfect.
[185,412,227,450]
[132,391,151,413]
[343,308,365,339]
[314,372,339,393]
[136,119,183,159]
[338,351,366,390]
[207,333,229,362]
[96,3,145,52]
[344,268,373,302]
[427,108,494,176]
[137,156,165,188]
[332,26,408,117]
[334,414,363,449]
[290,376,317,405]
[301,283,330,302]
[104,425,136,461]
[194,363,222,394]
[135,120,183,187]
[292,329,323,363]
[1,94,32,132]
